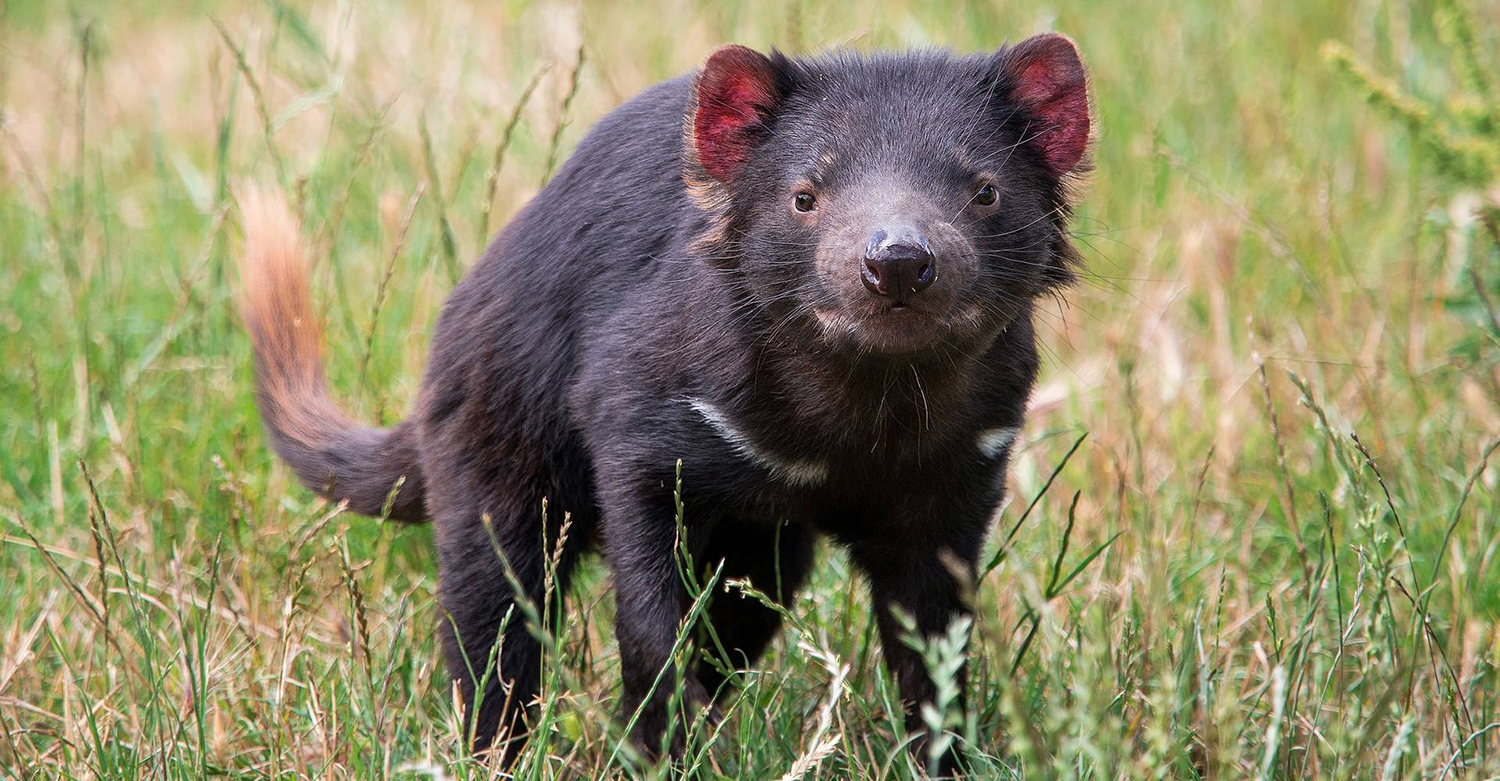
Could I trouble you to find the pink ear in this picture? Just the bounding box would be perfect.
[693,45,781,182]
[1004,34,1090,175]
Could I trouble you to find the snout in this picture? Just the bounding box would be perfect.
[861,226,936,304]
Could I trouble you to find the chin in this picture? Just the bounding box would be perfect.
[856,327,950,357]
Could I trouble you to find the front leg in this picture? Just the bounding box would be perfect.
[597,472,715,762]
[848,523,984,778]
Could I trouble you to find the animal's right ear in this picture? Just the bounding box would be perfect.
[688,45,785,185]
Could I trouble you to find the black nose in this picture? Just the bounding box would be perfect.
[862,226,936,301]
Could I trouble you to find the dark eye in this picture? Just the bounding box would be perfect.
[793,192,817,213]
[973,183,998,207]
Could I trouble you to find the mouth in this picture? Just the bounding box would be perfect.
[815,301,948,355]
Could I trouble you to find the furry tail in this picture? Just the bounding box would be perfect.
[236,189,427,521]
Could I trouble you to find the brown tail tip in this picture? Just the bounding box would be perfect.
[237,186,321,383]
[234,186,428,521]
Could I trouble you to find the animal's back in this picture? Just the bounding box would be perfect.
[413,75,698,521]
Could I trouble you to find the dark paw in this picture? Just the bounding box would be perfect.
[626,675,720,763]
[909,732,966,779]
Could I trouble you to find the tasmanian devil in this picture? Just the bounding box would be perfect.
[238,33,1090,772]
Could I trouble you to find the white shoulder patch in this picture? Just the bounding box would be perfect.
[976,426,1020,459]
[686,398,829,487]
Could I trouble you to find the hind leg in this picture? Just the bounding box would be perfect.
[433,490,586,761]
[694,521,816,700]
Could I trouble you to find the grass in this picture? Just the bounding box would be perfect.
[2,0,1500,777]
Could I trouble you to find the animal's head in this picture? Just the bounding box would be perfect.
[685,35,1091,357]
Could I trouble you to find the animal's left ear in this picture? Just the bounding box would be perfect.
[999,33,1091,176]
[689,45,786,184]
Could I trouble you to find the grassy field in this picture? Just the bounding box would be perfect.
[3,0,1500,777]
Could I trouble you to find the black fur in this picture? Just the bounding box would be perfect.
[244,38,1089,775]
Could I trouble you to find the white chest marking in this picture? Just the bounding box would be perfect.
[976,426,1020,459]
[686,398,829,487]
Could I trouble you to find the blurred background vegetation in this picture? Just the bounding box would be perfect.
[1,0,1498,777]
